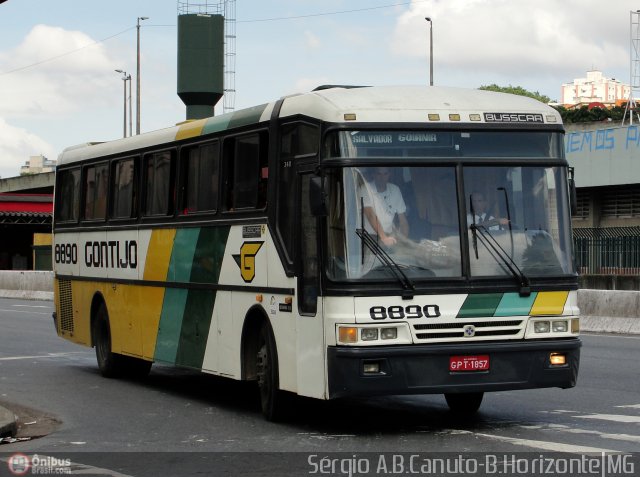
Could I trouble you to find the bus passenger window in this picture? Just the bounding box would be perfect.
[223,132,268,211]
[111,158,137,219]
[181,141,219,214]
[84,163,108,221]
[144,151,174,216]
[56,168,81,222]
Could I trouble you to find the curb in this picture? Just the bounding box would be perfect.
[0,404,17,438]
[0,290,53,301]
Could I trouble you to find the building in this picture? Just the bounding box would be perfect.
[565,123,640,278]
[20,154,56,175]
[561,70,630,107]
[0,173,54,270]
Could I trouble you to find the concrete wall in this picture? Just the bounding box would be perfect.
[0,271,53,300]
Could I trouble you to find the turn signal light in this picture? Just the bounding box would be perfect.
[339,327,358,344]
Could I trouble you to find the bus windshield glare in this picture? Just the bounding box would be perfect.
[323,130,574,282]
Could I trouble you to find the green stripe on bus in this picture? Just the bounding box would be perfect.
[456,293,503,318]
[155,228,201,364]
[154,288,189,364]
[175,289,216,369]
[494,292,538,317]
[227,103,269,129]
[167,228,200,282]
[190,226,230,284]
[173,226,230,368]
[201,114,232,136]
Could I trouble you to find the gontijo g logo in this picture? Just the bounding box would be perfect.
[233,242,264,283]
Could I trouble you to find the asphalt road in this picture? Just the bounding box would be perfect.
[0,297,639,476]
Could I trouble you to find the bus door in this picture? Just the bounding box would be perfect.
[295,165,326,399]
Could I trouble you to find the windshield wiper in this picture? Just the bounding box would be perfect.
[470,224,531,296]
[356,228,415,299]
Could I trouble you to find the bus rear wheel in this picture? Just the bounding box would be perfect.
[93,303,122,378]
[444,392,484,415]
[256,322,285,421]
[93,303,152,379]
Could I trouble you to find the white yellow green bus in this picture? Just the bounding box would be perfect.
[53,86,581,420]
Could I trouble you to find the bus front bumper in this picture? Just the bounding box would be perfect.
[327,338,581,399]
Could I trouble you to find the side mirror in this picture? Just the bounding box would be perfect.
[309,175,328,217]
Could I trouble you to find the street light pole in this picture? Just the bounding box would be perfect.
[425,17,433,86]
[115,69,131,138]
[136,16,149,135]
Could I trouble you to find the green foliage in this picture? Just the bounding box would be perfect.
[479,83,636,124]
[479,84,551,105]
[553,105,629,124]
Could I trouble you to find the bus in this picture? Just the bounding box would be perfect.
[53,85,581,420]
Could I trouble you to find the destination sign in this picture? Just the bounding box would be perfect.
[350,132,453,147]
[484,112,545,123]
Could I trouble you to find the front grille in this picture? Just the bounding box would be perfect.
[413,320,523,341]
[58,280,74,333]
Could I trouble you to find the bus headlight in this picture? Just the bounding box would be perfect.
[361,328,379,341]
[534,321,550,333]
[552,320,568,333]
[380,328,397,340]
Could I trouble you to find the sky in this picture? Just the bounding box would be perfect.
[0,0,635,179]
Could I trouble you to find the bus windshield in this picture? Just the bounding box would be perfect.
[323,130,574,283]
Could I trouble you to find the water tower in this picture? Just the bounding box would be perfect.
[177,1,236,119]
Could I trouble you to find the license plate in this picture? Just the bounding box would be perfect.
[449,355,490,372]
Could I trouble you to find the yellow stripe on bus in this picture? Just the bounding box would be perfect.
[530,291,569,316]
[175,118,207,141]
[143,229,177,281]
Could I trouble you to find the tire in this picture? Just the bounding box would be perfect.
[93,302,122,378]
[93,303,152,379]
[444,392,484,415]
[256,322,285,421]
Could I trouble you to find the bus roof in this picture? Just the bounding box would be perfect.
[58,86,562,166]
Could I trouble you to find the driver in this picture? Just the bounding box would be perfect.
[361,167,409,246]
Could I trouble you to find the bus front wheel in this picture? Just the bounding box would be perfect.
[444,392,484,415]
[256,322,285,421]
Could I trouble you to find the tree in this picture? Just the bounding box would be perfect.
[479,84,551,104]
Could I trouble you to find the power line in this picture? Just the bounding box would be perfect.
[0,26,135,76]
[0,1,427,76]
[238,1,425,23]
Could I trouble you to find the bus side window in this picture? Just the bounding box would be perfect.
[278,123,319,264]
[180,141,219,214]
[223,131,268,211]
[110,158,137,219]
[84,163,109,221]
[143,150,175,216]
[56,168,81,223]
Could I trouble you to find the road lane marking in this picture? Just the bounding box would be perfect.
[12,305,51,309]
[456,430,621,453]
[537,423,640,443]
[0,352,90,361]
[574,413,640,423]
[616,404,640,409]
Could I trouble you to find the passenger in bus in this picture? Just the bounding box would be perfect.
[361,167,409,246]
[467,191,508,230]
